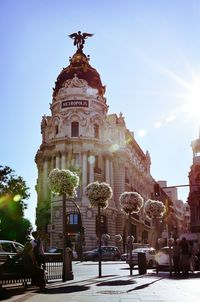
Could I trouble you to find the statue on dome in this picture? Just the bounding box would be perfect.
[69,31,93,50]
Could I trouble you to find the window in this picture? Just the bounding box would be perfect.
[94,124,99,138]
[67,213,79,225]
[55,124,59,135]
[71,122,79,137]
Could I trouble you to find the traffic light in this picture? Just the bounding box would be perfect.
[154,183,160,197]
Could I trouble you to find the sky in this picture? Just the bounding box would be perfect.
[1,0,200,229]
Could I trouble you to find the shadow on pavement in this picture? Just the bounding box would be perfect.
[43,285,90,294]
[96,279,136,286]
[0,286,36,301]
[127,277,163,292]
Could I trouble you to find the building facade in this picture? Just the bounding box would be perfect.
[188,135,200,233]
[35,38,159,251]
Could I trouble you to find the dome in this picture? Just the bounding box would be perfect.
[53,49,105,97]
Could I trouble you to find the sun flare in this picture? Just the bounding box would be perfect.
[181,78,200,118]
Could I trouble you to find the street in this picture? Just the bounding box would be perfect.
[1,261,200,302]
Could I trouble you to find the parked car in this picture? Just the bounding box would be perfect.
[126,247,156,268]
[121,253,128,261]
[83,246,121,261]
[156,245,200,272]
[155,246,173,270]
[0,240,24,265]
[47,247,78,260]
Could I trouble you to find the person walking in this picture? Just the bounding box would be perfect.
[31,231,45,269]
[188,241,196,273]
[21,242,46,290]
[180,237,190,276]
[172,241,180,275]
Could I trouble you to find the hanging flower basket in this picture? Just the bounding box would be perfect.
[48,168,79,196]
[144,199,166,219]
[119,192,144,214]
[101,233,110,241]
[115,234,122,243]
[85,181,113,208]
[127,235,135,244]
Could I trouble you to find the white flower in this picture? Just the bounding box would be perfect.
[119,192,144,214]
[115,234,122,242]
[127,235,135,244]
[48,168,79,196]
[101,233,110,241]
[85,181,113,208]
[144,199,166,219]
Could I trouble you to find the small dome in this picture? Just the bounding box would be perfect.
[53,49,105,97]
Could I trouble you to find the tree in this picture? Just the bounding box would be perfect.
[0,165,32,243]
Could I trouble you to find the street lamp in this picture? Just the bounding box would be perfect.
[85,181,113,278]
[48,168,79,282]
[119,192,144,276]
[168,236,174,276]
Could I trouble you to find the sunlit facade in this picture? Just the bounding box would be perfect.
[35,44,157,251]
[188,135,200,233]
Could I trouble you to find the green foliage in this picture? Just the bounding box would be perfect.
[0,165,32,243]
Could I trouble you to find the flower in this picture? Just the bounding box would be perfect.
[119,192,144,214]
[48,168,79,196]
[127,235,135,244]
[115,234,122,242]
[144,199,166,219]
[101,233,110,241]
[85,181,113,208]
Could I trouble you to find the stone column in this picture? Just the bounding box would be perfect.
[89,155,94,183]
[110,160,114,189]
[61,153,66,169]
[56,153,60,169]
[43,159,49,200]
[105,158,110,184]
[82,153,87,194]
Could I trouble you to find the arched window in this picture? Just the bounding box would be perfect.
[55,124,59,135]
[71,122,79,137]
[94,124,99,138]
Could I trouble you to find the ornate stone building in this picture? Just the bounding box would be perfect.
[188,134,200,232]
[35,36,157,251]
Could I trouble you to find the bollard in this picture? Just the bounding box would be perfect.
[138,252,147,275]
[65,248,74,280]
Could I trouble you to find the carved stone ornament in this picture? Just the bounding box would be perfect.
[63,74,88,88]
[86,209,93,218]
[55,209,60,218]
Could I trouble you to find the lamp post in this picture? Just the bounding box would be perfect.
[168,235,174,277]
[85,181,113,278]
[119,192,144,276]
[48,168,79,282]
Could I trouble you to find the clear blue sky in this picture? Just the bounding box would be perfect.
[1,0,200,228]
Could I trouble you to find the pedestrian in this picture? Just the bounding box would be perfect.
[21,242,46,289]
[31,231,45,269]
[172,241,180,275]
[179,237,190,276]
[188,241,196,273]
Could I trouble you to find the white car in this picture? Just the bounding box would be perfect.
[156,246,174,270]
[0,240,24,265]
[126,247,156,268]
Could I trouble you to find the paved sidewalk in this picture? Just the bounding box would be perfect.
[1,262,200,302]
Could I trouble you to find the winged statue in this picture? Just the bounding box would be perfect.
[69,31,93,50]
